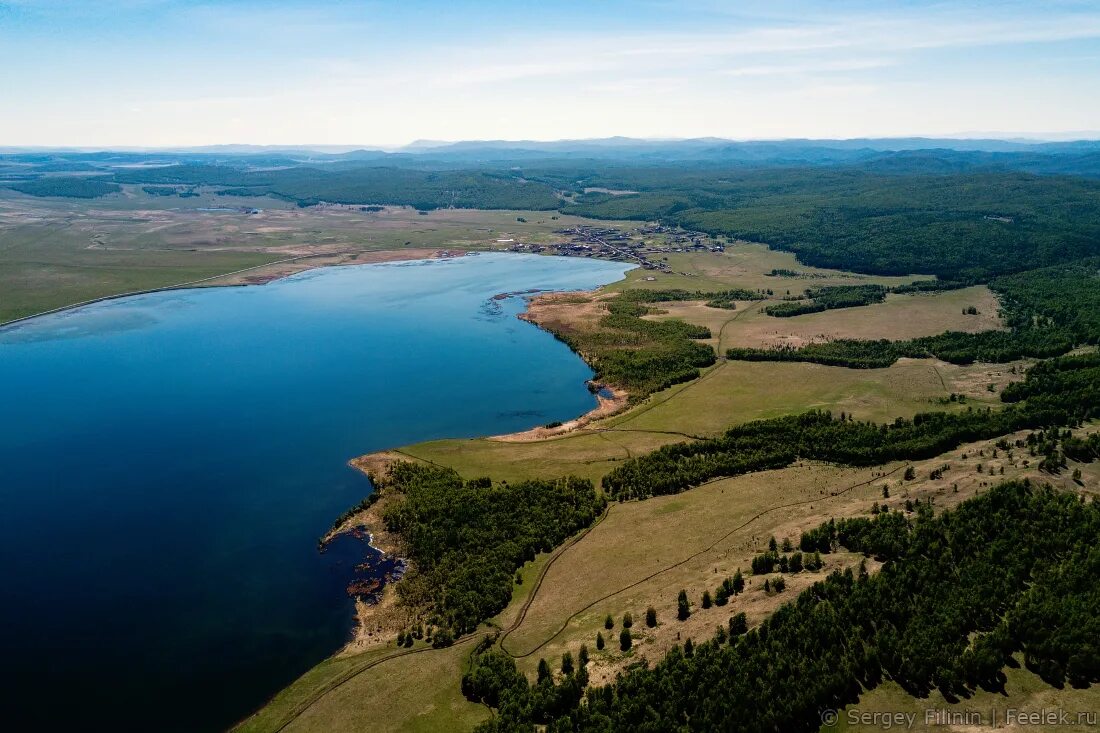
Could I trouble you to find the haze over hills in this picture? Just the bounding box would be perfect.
[6,136,1100,178]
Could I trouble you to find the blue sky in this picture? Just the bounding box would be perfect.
[2,0,1100,146]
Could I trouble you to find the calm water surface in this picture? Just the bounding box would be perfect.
[0,253,631,731]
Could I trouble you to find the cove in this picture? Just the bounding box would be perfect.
[0,253,632,732]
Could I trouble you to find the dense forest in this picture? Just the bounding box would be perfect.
[8,176,120,198]
[557,168,1100,281]
[370,462,604,637]
[603,350,1100,499]
[464,481,1100,731]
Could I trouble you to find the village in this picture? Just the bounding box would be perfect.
[502,223,724,271]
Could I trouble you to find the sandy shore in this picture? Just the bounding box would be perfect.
[488,382,628,442]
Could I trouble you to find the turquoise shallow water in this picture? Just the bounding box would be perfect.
[0,253,631,732]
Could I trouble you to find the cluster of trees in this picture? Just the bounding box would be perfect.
[8,177,121,198]
[467,481,1100,731]
[1064,432,1100,463]
[141,185,198,198]
[713,571,746,606]
[727,328,1077,369]
[889,279,971,294]
[551,290,717,400]
[618,288,763,304]
[371,462,605,636]
[750,550,821,575]
[764,284,887,317]
[763,279,975,319]
[617,287,765,311]
[602,351,1100,499]
[730,257,1100,368]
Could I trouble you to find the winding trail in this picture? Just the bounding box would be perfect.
[499,462,908,659]
[603,301,762,433]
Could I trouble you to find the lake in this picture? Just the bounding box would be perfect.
[0,253,631,732]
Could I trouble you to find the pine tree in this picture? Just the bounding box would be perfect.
[729,612,748,637]
[622,612,633,629]
[732,570,745,593]
[684,638,694,657]
[561,651,574,675]
[537,658,551,683]
[645,607,657,627]
[702,590,713,609]
[677,589,690,620]
[604,614,614,630]
[768,535,778,552]
[619,628,632,651]
[595,632,605,651]
[578,644,589,666]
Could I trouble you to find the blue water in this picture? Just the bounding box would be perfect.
[0,253,630,732]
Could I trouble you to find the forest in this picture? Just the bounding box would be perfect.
[370,462,605,638]
[602,350,1100,499]
[557,168,1100,281]
[464,481,1100,732]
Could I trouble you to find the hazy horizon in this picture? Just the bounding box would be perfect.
[3,0,1100,147]
[5,132,1100,155]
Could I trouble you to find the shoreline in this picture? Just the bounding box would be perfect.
[0,247,470,330]
[330,288,630,652]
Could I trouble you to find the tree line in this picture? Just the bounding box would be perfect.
[764,284,887,317]
[602,350,1100,499]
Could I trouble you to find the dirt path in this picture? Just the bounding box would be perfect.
[499,463,907,659]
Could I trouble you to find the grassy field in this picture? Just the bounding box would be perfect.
[0,187,638,323]
[666,285,1004,350]
[234,640,488,733]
